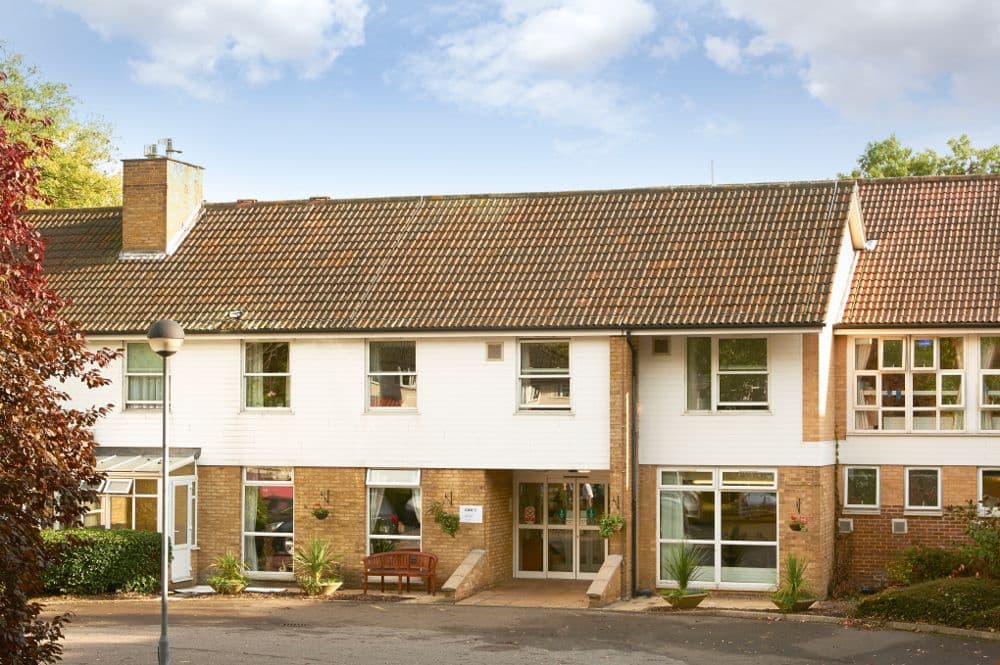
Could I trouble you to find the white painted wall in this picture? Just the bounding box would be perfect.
[64,336,611,470]
[637,333,832,466]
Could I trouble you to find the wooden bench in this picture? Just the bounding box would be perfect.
[362,551,438,595]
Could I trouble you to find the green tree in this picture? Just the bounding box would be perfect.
[842,134,1000,178]
[1,51,121,208]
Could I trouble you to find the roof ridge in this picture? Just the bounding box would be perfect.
[202,179,845,209]
[23,205,122,214]
[856,173,1000,185]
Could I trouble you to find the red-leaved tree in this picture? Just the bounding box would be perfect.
[0,72,116,663]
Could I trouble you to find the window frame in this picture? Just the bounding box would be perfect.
[242,341,292,410]
[656,467,779,590]
[904,467,942,512]
[685,337,770,413]
[851,336,967,433]
[978,468,1000,517]
[843,466,880,510]
[517,339,572,412]
[107,477,160,531]
[366,469,422,555]
[366,340,418,411]
[124,342,164,410]
[241,467,295,579]
[980,337,1000,431]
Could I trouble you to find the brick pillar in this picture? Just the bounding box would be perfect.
[195,466,242,583]
[609,336,634,597]
[294,467,367,587]
[779,465,836,598]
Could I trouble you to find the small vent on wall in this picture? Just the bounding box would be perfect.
[486,342,503,361]
[837,518,854,534]
[891,518,908,535]
[652,337,671,355]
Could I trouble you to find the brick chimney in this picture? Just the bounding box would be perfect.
[120,155,204,258]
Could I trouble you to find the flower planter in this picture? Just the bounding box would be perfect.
[772,597,816,612]
[320,581,343,596]
[661,591,708,609]
[788,522,803,531]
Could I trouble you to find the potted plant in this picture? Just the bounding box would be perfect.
[787,514,809,532]
[659,542,709,609]
[598,512,625,539]
[293,537,343,596]
[207,550,249,595]
[771,552,816,612]
[311,503,330,520]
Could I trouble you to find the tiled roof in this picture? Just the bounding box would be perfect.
[843,176,1000,327]
[30,182,854,334]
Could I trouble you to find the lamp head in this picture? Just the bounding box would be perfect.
[147,319,185,357]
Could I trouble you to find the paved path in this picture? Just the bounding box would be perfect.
[49,597,1000,664]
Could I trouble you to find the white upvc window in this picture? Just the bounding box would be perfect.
[844,466,880,509]
[243,467,294,576]
[125,342,163,409]
[518,340,571,411]
[107,478,160,530]
[657,468,778,589]
[367,341,417,409]
[243,342,291,409]
[981,337,1000,431]
[979,468,1000,516]
[366,469,422,554]
[686,337,769,412]
[852,336,965,432]
[904,467,942,511]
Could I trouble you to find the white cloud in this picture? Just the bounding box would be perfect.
[714,0,1000,115]
[703,35,742,71]
[697,115,740,137]
[651,19,695,59]
[42,0,370,98]
[406,0,656,136]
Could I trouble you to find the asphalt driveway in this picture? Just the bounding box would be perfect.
[48,597,1000,664]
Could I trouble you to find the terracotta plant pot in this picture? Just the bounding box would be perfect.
[662,591,708,609]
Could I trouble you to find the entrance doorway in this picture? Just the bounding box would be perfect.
[170,478,196,582]
[515,473,608,580]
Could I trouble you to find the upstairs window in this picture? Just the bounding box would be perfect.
[519,340,570,410]
[686,337,768,412]
[982,338,1000,430]
[244,342,290,409]
[368,341,417,409]
[853,337,964,432]
[125,342,163,409]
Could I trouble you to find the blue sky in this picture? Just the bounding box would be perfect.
[6,1,1000,202]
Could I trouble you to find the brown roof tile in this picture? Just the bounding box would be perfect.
[843,176,1000,327]
[30,182,854,334]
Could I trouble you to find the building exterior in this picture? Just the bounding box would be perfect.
[30,156,999,598]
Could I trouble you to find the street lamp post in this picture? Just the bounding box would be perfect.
[147,319,184,665]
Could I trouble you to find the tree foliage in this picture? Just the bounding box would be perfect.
[1,51,120,208]
[842,134,1000,178]
[0,72,116,664]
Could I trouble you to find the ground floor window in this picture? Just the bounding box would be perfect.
[367,469,421,553]
[979,469,1000,516]
[243,467,294,574]
[105,478,159,531]
[904,467,941,511]
[844,467,880,509]
[658,468,778,587]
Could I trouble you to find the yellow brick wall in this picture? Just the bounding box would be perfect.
[801,333,836,442]
[608,336,634,596]
[293,467,367,586]
[195,466,241,583]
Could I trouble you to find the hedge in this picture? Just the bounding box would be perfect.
[855,577,1000,631]
[42,529,165,595]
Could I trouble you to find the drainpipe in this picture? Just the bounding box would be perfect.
[623,329,646,597]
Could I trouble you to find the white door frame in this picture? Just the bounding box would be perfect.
[513,471,609,581]
[169,476,196,583]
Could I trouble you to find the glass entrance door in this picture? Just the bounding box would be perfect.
[515,475,608,579]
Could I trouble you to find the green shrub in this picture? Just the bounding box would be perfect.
[855,577,1000,630]
[42,529,164,595]
[885,545,972,585]
[207,550,249,595]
